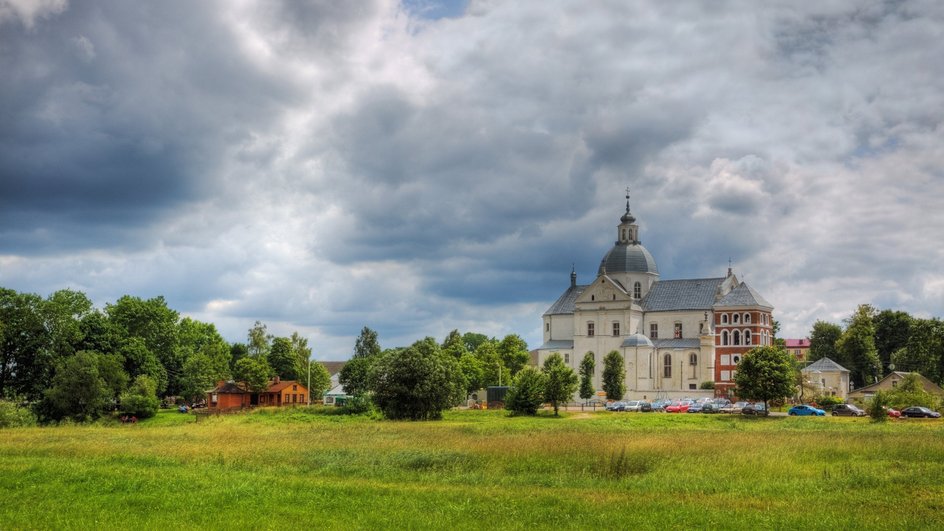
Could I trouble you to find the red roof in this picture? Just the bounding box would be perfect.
[267,380,306,393]
[785,338,810,348]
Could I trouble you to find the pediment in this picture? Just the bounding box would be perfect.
[575,275,630,304]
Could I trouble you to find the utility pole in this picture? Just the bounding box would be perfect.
[307,358,311,406]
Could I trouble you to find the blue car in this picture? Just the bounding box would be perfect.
[788,404,826,416]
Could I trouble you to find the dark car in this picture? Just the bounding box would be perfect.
[742,403,769,416]
[831,404,866,417]
[687,402,705,413]
[701,402,721,414]
[900,406,941,418]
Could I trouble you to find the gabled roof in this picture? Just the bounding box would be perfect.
[267,380,306,393]
[212,381,249,394]
[851,372,944,396]
[641,278,726,312]
[319,361,347,376]
[713,282,773,309]
[543,284,588,316]
[802,357,850,373]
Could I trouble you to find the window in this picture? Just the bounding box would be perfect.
[613,322,620,336]
[733,314,740,324]
[292,385,297,391]
[300,394,306,403]
[674,323,682,339]
[721,355,731,365]
[733,355,741,364]
[699,323,704,334]
[745,330,752,345]
[722,314,729,324]
[744,313,751,324]
[721,370,730,381]
[634,282,642,299]
[689,353,697,366]
[546,322,550,332]
[587,322,595,337]
[689,384,697,390]
[564,353,570,364]
[721,330,729,345]
[733,330,741,345]
[663,354,672,378]
[591,295,595,301]
[892,380,898,388]
[650,323,658,339]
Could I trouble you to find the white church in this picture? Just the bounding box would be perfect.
[535,192,774,400]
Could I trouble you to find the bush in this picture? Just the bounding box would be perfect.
[0,400,36,428]
[119,375,160,419]
[699,381,715,390]
[340,394,374,415]
[868,390,888,422]
[811,395,843,409]
[368,338,465,420]
[505,367,547,416]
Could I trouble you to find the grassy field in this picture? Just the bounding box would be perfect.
[1,408,943,530]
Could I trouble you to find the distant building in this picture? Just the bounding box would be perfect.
[535,192,775,400]
[848,372,944,401]
[207,377,309,409]
[801,357,850,399]
[785,338,811,361]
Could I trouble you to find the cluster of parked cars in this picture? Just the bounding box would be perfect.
[604,397,770,416]
[786,403,941,418]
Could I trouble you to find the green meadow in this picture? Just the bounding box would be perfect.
[1,408,943,529]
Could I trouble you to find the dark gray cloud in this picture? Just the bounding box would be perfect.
[2,1,943,357]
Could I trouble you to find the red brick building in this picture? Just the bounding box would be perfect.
[713,283,774,397]
[208,377,309,409]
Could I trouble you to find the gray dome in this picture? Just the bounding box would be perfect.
[602,243,659,275]
[622,334,653,348]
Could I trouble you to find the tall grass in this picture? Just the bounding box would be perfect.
[1,408,942,529]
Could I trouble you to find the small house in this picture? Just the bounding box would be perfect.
[848,372,944,401]
[801,357,850,399]
[207,378,310,409]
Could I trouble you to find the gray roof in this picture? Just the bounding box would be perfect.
[802,357,850,373]
[537,340,575,350]
[543,284,587,316]
[602,243,659,275]
[622,334,654,348]
[714,282,773,309]
[641,278,725,312]
[653,338,701,349]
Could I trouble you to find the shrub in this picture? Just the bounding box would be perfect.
[699,381,715,390]
[811,395,843,409]
[119,375,160,419]
[368,338,465,420]
[0,400,36,428]
[505,367,547,416]
[868,390,888,422]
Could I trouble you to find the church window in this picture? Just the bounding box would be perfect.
[591,295,595,301]
[587,322,595,337]
[722,314,729,324]
[633,282,641,299]
[733,330,741,345]
[546,322,550,332]
[612,294,616,300]
[663,354,672,378]
[733,314,740,324]
[689,353,697,366]
[674,323,682,339]
[744,313,751,324]
[564,353,570,364]
[650,323,658,339]
[733,355,741,364]
[721,330,729,345]
[745,330,752,345]
[612,322,620,336]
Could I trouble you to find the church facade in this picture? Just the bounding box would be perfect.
[535,194,774,400]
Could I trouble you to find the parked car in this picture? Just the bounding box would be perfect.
[831,404,866,417]
[884,407,901,418]
[721,401,749,414]
[742,403,769,416]
[701,402,721,414]
[900,406,941,418]
[623,400,653,412]
[605,401,627,412]
[686,402,705,413]
[665,400,693,413]
[788,404,826,416]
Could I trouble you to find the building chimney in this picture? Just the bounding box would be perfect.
[274,376,280,384]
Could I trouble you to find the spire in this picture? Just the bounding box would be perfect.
[620,186,636,224]
[570,264,577,287]
[727,258,733,277]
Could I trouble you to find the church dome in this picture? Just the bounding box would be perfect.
[601,242,659,275]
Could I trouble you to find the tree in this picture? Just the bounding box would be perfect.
[867,390,889,423]
[497,334,530,377]
[458,352,485,395]
[268,337,299,379]
[247,321,271,358]
[892,318,944,385]
[836,304,881,388]
[119,337,167,395]
[119,375,159,419]
[505,366,547,416]
[229,343,249,371]
[441,329,469,359]
[233,356,271,394]
[106,295,181,393]
[354,326,382,359]
[180,353,218,404]
[873,310,913,371]
[367,337,465,420]
[38,351,114,422]
[340,327,383,398]
[808,321,842,364]
[306,361,332,403]
[461,332,490,353]
[602,351,625,400]
[881,373,937,410]
[733,346,795,411]
[578,352,595,401]
[473,341,510,387]
[542,353,578,416]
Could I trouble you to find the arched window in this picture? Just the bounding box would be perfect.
[744,313,751,324]
[745,330,752,345]
[733,330,741,346]
[722,314,729,324]
[591,295,595,301]
[733,314,740,324]
[664,354,672,378]
[634,282,641,299]
[689,353,697,366]
[722,330,729,346]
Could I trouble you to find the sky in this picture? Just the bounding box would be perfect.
[1,0,943,359]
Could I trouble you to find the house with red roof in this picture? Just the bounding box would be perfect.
[785,338,810,361]
[207,377,309,409]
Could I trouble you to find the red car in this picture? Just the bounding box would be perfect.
[884,407,901,418]
[665,400,693,413]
